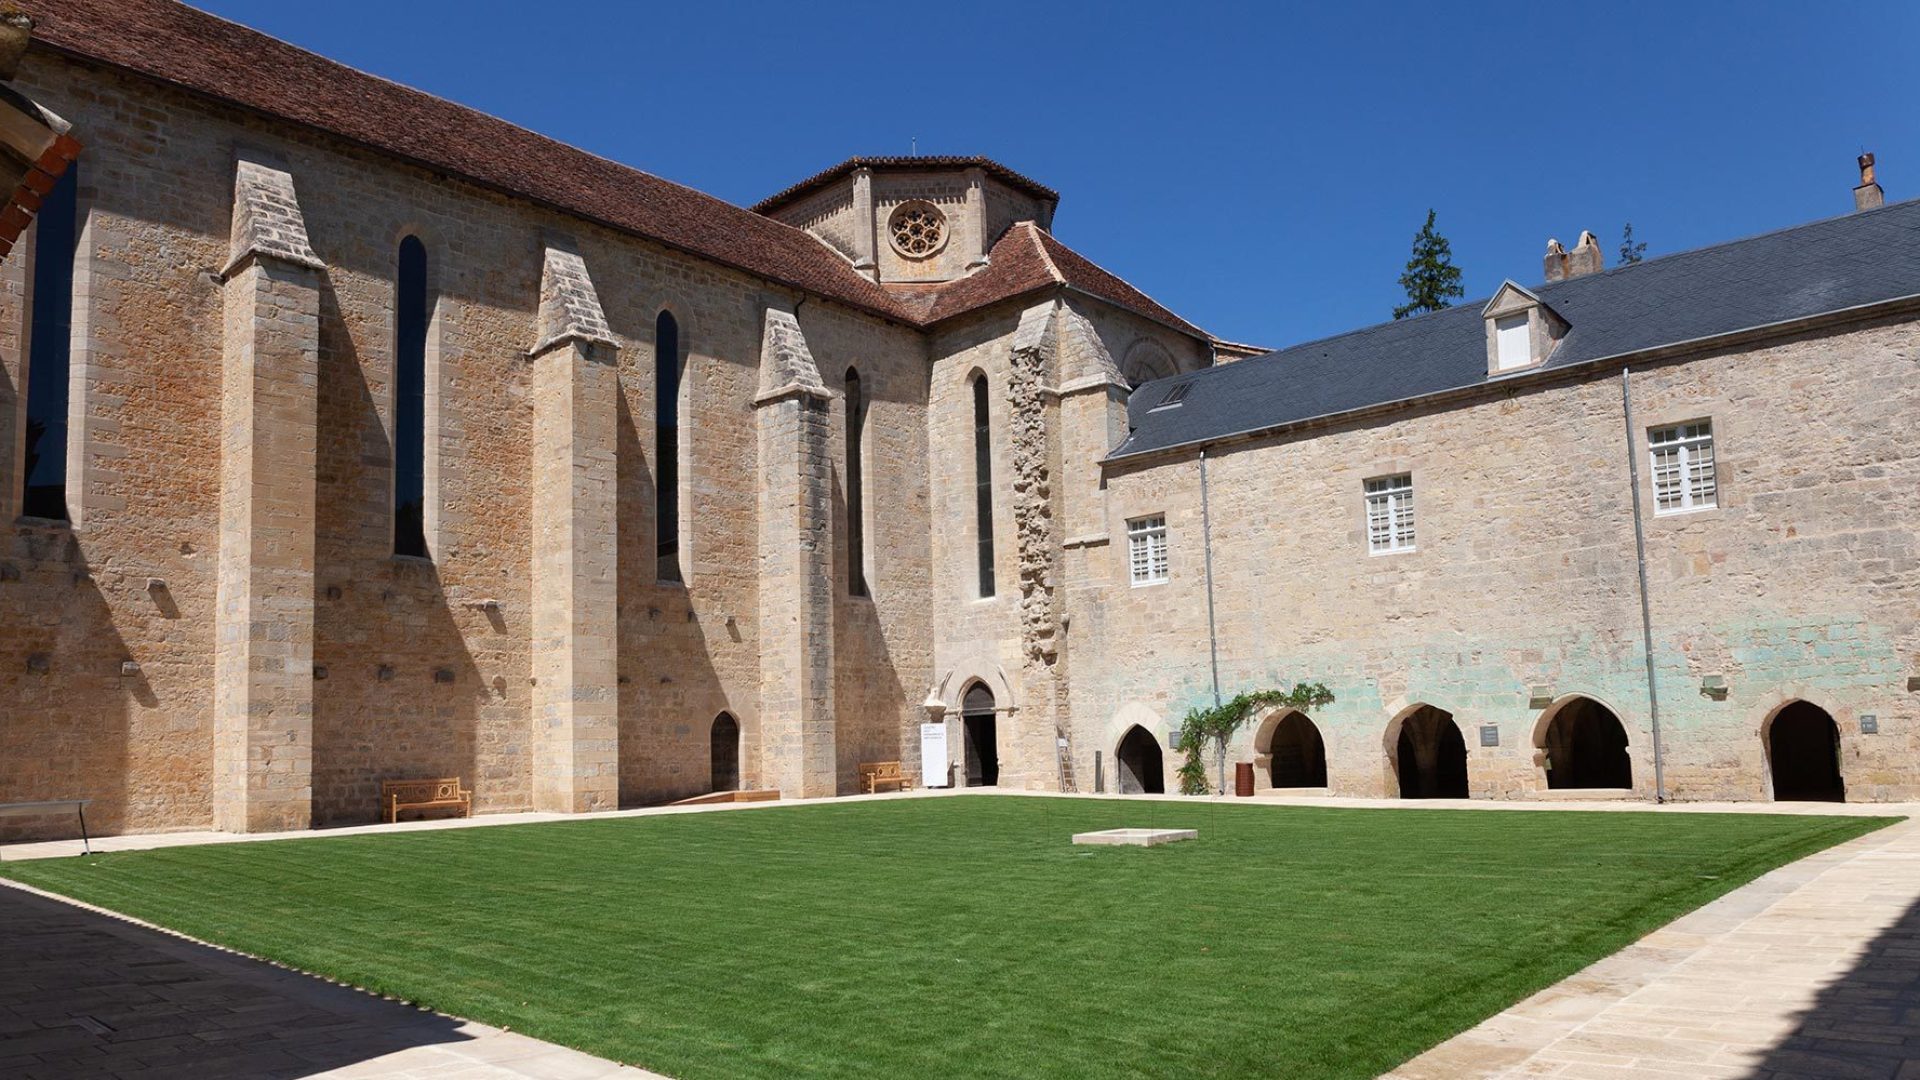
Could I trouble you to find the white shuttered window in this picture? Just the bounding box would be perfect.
[1128,515,1169,586]
[1365,474,1415,555]
[1649,421,1716,514]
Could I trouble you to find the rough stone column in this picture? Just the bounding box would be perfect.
[754,306,838,797]
[528,242,621,813]
[214,153,324,833]
[1007,301,1069,789]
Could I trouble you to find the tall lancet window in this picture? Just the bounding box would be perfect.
[972,372,995,598]
[846,367,867,597]
[655,310,683,583]
[393,235,429,558]
[22,163,79,522]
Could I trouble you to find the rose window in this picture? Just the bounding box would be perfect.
[888,202,947,257]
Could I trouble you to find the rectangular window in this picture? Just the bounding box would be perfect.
[1494,314,1531,371]
[1365,474,1415,555]
[21,163,78,522]
[1127,515,1168,586]
[1649,421,1715,514]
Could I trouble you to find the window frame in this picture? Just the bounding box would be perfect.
[1126,514,1169,587]
[1364,473,1416,556]
[1647,420,1717,516]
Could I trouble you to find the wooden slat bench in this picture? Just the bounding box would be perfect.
[381,778,471,824]
[0,799,93,854]
[857,761,914,795]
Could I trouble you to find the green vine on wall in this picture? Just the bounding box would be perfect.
[1173,684,1335,796]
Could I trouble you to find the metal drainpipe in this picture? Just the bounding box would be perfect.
[1621,367,1668,802]
[1200,447,1223,709]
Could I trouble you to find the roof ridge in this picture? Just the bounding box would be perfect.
[1025,222,1065,284]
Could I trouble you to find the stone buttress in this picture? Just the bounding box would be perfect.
[527,241,620,813]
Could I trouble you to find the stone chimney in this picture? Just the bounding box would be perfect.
[1854,153,1884,211]
[1543,230,1604,282]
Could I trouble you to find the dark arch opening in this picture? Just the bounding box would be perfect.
[961,683,998,787]
[655,310,683,583]
[1395,706,1468,798]
[393,234,429,558]
[971,374,995,598]
[1768,702,1844,802]
[1115,725,1165,794]
[845,367,866,597]
[1267,713,1328,788]
[710,713,739,792]
[1543,698,1632,790]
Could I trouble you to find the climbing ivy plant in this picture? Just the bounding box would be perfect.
[1174,684,1335,796]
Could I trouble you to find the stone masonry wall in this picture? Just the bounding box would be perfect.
[1084,316,1920,801]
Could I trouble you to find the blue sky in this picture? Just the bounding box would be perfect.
[197,1,1917,348]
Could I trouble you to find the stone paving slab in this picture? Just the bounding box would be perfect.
[0,880,668,1079]
[1384,814,1920,1079]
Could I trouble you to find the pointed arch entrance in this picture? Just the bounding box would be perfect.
[1766,701,1844,802]
[1391,706,1468,798]
[1540,697,1632,790]
[1257,710,1328,788]
[1115,725,1165,794]
[961,683,999,787]
[710,712,739,792]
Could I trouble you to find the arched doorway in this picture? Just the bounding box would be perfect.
[1767,702,1844,802]
[1394,706,1468,798]
[1263,711,1328,788]
[710,713,739,792]
[961,683,999,787]
[1541,697,1632,790]
[1115,725,1165,794]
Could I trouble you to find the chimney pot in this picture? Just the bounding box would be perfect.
[1855,151,1885,211]
[1543,238,1568,282]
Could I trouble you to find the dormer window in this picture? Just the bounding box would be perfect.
[1494,314,1530,372]
[1481,281,1566,377]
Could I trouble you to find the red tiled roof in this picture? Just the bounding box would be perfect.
[24,1,1205,340]
[24,0,908,321]
[751,155,1060,215]
[901,223,1205,337]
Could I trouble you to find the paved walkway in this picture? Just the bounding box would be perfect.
[1388,812,1920,1079]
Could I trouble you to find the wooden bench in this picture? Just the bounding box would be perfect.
[381,778,471,824]
[0,799,93,854]
[857,761,914,795]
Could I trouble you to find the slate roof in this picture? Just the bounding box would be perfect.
[1112,197,1920,461]
[28,1,1204,340]
[751,155,1060,215]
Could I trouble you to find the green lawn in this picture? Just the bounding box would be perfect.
[0,797,1893,1079]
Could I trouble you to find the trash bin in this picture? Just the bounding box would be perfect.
[1234,761,1254,797]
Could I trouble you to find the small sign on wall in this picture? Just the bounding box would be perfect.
[1860,714,1879,735]
[920,723,950,788]
[1479,725,1500,747]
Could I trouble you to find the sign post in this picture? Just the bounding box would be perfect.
[920,722,949,788]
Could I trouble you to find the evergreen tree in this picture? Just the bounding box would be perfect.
[1393,209,1464,320]
[1619,222,1647,264]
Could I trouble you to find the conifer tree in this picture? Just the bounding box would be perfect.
[1619,222,1647,264]
[1394,209,1464,320]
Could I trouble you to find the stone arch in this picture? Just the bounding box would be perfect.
[1761,700,1845,802]
[1385,704,1468,799]
[1253,708,1327,789]
[1119,338,1177,390]
[957,679,1000,787]
[1533,694,1632,790]
[1114,725,1166,794]
[709,712,740,792]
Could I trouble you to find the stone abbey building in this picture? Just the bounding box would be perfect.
[2,0,1916,838]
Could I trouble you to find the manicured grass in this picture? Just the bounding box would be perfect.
[0,797,1893,1079]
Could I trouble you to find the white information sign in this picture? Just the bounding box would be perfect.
[920,722,949,788]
